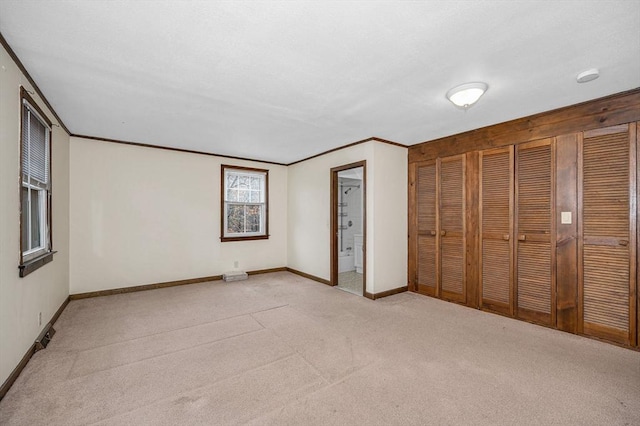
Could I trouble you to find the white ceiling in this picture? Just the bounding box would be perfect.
[1,1,639,164]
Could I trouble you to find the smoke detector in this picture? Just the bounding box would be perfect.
[577,69,599,83]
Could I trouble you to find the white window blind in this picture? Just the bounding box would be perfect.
[21,98,51,259]
[22,102,50,188]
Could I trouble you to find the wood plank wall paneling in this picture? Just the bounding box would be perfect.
[408,163,416,291]
[409,89,640,163]
[555,133,579,333]
[408,88,640,348]
[464,151,480,308]
[637,124,640,347]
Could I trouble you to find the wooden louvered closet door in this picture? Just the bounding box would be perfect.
[439,155,466,303]
[479,147,514,315]
[579,124,637,346]
[415,161,438,296]
[515,139,555,325]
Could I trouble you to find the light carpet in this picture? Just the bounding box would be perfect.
[1,271,638,425]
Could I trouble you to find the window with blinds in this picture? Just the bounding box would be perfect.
[20,92,52,264]
[221,165,269,241]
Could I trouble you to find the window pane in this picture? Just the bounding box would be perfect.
[239,175,251,190]
[29,116,48,184]
[246,205,261,232]
[30,189,42,249]
[227,174,239,189]
[238,190,251,203]
[251,177,260,190]
[226,189,238,202]
[21,187,29,250]
[22,107,49,185]
[223,167,267,239]
[226,204,245,234]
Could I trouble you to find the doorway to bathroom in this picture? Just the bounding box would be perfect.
[330,161,365,296]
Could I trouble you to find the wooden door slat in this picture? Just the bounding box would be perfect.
[417,163,437,233]
[518,242,552,314]
[482,239,510,304]
[418,235,437,290]
[440,156,465,301]
[480,148,513,311]
[416,162,438,295]
[516,141,554,324]
[580,128,632,344]
[440,159,464,233]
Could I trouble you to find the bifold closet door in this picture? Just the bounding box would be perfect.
[439,155,466,303]
[579,124,637,346]
[415,160,438,296]
[479,147,514,315]
[515,139,555,325]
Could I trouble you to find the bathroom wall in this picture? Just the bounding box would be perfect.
[287,140,408,294]
[337,176,362,255]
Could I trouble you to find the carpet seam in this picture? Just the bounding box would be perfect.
[61,303,289,353]
[241,361,379,425]
[250,310,338,384]
[238,379,329,425]
[66,327,269,380]
[84,353,303,426]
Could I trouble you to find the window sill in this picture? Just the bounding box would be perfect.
[220,235,269,243]
[19,251,56,277]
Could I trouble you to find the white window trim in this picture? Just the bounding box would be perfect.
[222,166,268,240]
[20,92,52,263]
[21,184,47,257]
[223,202,266,238]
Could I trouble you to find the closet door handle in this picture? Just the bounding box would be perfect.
[518,234,526,241]
[619,239,629,247]
[430,230,437,236]
[502,234,510,241]
[440,230,446,236]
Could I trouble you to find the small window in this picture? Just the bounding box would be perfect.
[20,88,53,275]
[221,165,269,241]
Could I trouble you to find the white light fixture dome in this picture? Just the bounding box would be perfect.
[446,82,488,109]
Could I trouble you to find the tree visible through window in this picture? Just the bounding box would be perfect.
[221,165,268,240]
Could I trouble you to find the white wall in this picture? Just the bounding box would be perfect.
[371,142,408,293]
[69,137,287,294]
[0,44,70,386]
[2,41,407,387]
[287,140,407,294]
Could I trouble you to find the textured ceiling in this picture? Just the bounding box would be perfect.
[1,1,639,163]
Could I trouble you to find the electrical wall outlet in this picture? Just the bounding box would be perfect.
[234,260,239,268]
[38,312,42,327]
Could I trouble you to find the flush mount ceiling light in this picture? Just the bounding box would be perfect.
[446,82,488,109]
